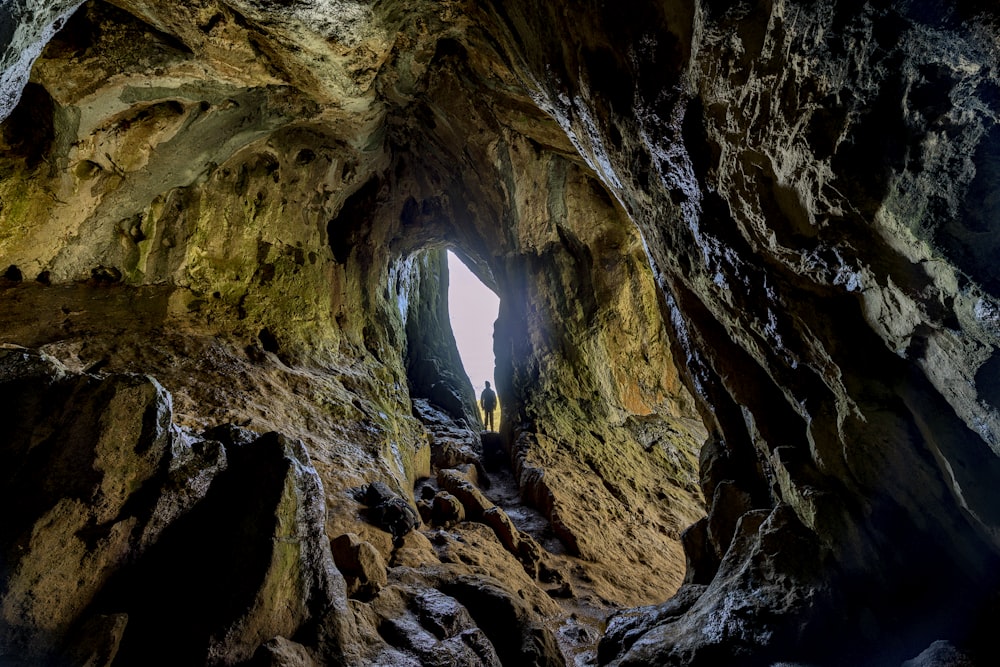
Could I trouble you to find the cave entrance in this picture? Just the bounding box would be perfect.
[446,250,500,427]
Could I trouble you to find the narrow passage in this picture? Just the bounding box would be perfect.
[446,250,500,427]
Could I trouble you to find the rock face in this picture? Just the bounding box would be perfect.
[2,0,1000,666]
[489,2,1000,664]
[0,346,356,665]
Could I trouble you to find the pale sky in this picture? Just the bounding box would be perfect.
[447,250,499,396]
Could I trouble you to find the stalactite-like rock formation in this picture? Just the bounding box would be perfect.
[2,1,1000,666]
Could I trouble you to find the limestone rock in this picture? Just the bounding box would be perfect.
[438,575,565,667]
[61,613,128,667]
[0,0,82,119]
[0,346,174,662]
[413,397,489,487]
[0,349,358,665]
[481,506,542,578]
[435,467,545,580]
[95,430,357,665]
[597,584,706,666]
[248,637,320,667]
[679,518,714,586]
[437,467,493,521]
[139,431,228,549]
[389,528,440,569]
[331,532,388,600]
[362,581,504,667]
[4,0,1000,664]
[705,480,754,560]
[431,491,466,527]
[484,0,1000,661]
[364,480,422,541]
[602,507,836,666]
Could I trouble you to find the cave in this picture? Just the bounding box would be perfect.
[445,248,498,412]
[2,1,1000,666]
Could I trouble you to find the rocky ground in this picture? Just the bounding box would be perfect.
[0,332,698,666]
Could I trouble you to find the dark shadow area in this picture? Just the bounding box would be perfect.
[327,176,381,264]
[87,432,295,665]
[1,82,55,168]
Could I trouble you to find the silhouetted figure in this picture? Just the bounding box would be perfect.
[480,381,497,431]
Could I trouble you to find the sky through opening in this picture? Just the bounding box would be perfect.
[447,250,499,402]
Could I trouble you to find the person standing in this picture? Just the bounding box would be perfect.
[480,381,497,431]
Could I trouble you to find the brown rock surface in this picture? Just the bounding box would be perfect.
[3,0,1000,665]
[0,347,358,665]
[331,532,388,600]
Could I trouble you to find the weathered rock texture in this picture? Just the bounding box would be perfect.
[3,0,1000,665]
[0,346,357,665]
[486,2,1000,664]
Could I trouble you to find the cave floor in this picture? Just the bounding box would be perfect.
[479,450,611,666]
[0,283,685,665]
[404,419,692,666]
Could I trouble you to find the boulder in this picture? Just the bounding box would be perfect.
[372,585,503,667]
[365,481,421,541]
[432,491,466,527]
[437,468,493,520]
[482,505,542,577]
[597,585,706,665]
[0,347,175,662]
[331,532,388,600]
[439,575,565,667]
[248,636,320,667]
[76,432,357,666]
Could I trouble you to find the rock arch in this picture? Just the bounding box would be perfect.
[3,1,1000,665]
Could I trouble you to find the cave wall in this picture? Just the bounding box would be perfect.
[0,2,446,534]
[401,246,480,425]
[0,0,707,663]
[478,0,1000,663]
[4,0,1000,665]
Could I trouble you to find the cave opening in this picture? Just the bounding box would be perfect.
[445,249,500,427]
[6,1,1000,664]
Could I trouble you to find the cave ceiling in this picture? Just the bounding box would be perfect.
[3,1,1000,666]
